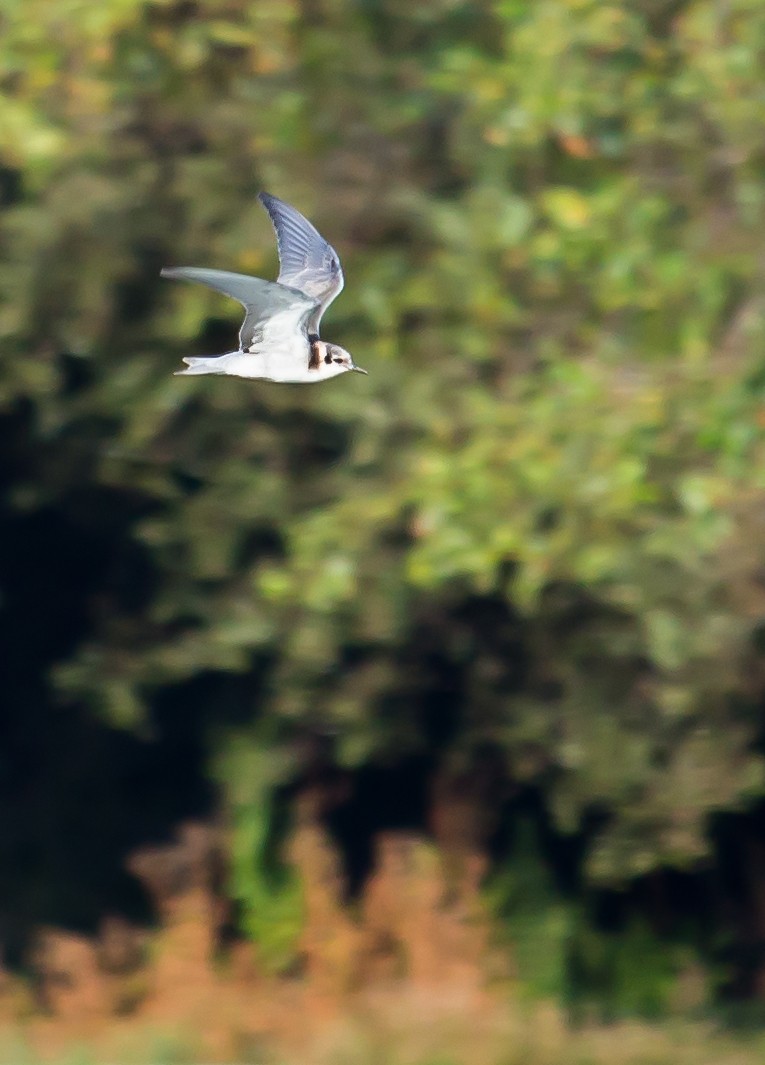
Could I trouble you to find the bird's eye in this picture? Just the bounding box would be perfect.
[324,353,332,364]
[333,358,343,365]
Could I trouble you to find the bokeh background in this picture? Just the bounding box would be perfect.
[3,0,765,1061]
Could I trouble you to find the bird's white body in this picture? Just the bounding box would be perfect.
[180,339,352,383]
[162,192,367,383]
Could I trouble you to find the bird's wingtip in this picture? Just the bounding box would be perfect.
[162,267,195,281]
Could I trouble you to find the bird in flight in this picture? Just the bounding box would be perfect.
[162,192,367,382]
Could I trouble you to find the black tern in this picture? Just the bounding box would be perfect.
[162,192,366,382]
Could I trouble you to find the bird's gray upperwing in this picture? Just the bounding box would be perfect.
[258,193,345,334]
[161,266,318,351]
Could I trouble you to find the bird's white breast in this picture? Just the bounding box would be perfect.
[212,334,316,382]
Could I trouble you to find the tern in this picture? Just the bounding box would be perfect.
[162,192,366,382]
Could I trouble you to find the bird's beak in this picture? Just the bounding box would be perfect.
[352,364,368,375]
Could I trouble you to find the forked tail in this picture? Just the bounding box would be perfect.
[174,356,226,376]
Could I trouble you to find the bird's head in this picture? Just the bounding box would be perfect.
[319,342,368,378]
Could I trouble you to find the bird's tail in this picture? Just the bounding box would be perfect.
[174,356,226,376]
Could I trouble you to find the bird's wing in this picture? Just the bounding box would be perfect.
[258,192,344,334]
[161,267,318,352]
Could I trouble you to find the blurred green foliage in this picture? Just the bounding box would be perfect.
[212,728,304,971]
[2,0,765,1009]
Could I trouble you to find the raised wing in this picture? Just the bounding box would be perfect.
[161,266,318,352]
[258,192,344,334]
